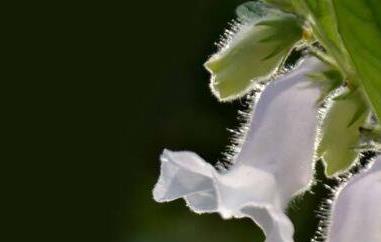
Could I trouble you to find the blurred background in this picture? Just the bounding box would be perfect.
[121,1,333,242]
[10,1,375,242]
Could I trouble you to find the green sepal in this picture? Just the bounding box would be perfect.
[307,69,343,104]
[263,0,295,13]
[205,10,302,101]
[360,125,381,144]
[317,88,370,177]
[235,1,274,21]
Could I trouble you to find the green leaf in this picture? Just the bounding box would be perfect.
[301,0,342,49]
[205,12,302,101]
[332,0,381,122]
[317,88,369,177]
[292,0,352,76]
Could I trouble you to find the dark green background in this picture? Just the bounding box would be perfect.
[121,1,334,242]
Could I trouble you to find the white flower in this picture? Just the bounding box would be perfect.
[326,156,381,242]
[153,57,326,242]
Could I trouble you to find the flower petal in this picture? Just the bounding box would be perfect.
[153,150,217,213]
[326,157,381,242]
[233,57,324,201]
[153,57,325,242]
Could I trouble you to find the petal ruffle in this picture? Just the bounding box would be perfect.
[326,157,381,242]
[153,57,325,242]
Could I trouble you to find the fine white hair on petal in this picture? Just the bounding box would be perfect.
[153,56,326,242]
[326,156,381,242]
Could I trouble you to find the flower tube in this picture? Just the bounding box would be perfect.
[153,57,325,242]
[326,156,381,242]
